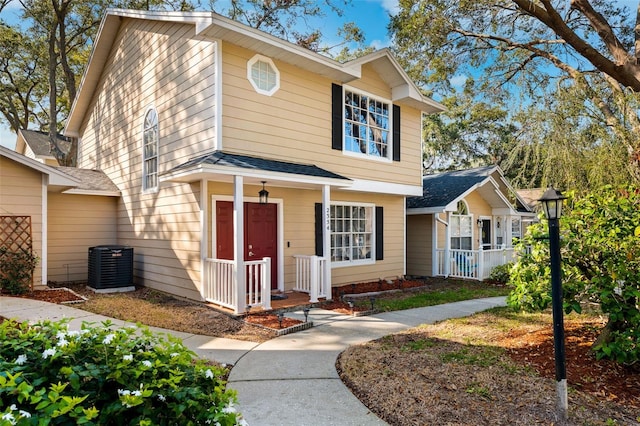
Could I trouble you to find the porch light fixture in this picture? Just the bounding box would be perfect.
[259,181,269,204]
[477,219,483,228]
[538,186,568,421]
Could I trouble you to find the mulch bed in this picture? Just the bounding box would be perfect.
[244,313,303,329]
[2,288,86,304]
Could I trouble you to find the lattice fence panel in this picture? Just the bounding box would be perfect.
[0,216,32,253]
[0,216,35,291]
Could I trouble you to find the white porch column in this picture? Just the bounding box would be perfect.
[199,179,208,300]
[322,184,332,300]
[431,215,438,276]
[233,176,246,314]
[444,212,451,276]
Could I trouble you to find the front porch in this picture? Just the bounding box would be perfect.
[435,247,516,280]
[202,255,331,314]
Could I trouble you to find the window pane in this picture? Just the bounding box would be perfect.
[461,216,472,237]
[330,204,374,264]
[461,237,472,250]
[343,89,390,158]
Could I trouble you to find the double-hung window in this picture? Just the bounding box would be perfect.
[512,218,521,245]
[142,108,158,192]
[450,201,472,250]
[344,88,390,159]
[330,203,374,265]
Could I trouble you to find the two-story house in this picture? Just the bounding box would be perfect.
[64,9,444,313]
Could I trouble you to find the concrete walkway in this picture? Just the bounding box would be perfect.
[0,295,506,425]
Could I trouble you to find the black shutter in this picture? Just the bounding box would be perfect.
[375,206,384,260]
[332,83,343,150]
[315,203,323,256]
[392,105,401,161]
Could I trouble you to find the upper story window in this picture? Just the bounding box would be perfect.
[344,88,390,159]
[247,54,280,96]
[451,201,472,250]
[330,203,374,266]
[142,108,158,192]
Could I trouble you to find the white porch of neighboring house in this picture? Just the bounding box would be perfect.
[161,151,350,314]
[433,214,520,281]
[406,166,536,282]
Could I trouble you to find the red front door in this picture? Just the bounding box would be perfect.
[245,202,278,290]
[215,201,278,290]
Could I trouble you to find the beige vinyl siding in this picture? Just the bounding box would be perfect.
[76,18,213,301]
[78,18,217,174]
[47,193,117,282]
[116,180,202,300]
[406,214,433,277]
[207,183,405,290]
[221,43,423,189]
[0,157,43,286]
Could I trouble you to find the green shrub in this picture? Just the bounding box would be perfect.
[0,247,38,295]
[486,262,513,284]
[508,186,640,364]
[0,319,245,425]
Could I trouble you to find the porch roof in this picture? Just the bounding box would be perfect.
[161,151,352,188]
[407,165,532,214]
[407,167,494,211]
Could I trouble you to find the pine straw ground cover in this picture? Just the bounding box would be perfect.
[337,307,640,426]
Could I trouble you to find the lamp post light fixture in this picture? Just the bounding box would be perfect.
[302,307,310,323]
[259,181,269,204]
[277,312,284,329]
[538,186,568,421]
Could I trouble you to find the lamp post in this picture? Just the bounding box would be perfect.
[538,186,568,421]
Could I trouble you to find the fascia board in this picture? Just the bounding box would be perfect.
[160,164,352,188]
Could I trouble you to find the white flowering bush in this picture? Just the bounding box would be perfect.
[0,318,246,425]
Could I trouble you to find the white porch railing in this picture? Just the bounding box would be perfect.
[293,255,329,302]
[203,257,271,313]
[436,248,515,280]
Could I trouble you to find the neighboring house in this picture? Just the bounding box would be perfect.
[63,9,445,313]
[15,129,71,166]
[0,145,119,287]
[406,166,535,281]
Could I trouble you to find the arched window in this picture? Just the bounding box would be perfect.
[451,200,472,250]
[142,108,158,192]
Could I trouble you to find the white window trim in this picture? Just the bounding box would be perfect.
[450,200,472,250]
[247,54,280,96]
[142,106,159,193]
[330,201,376,268]
[342,85,393,163]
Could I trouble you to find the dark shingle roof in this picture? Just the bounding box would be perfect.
[20,129,71,157]
[56,167,120,193]
[407,166,496,209]
[168,151,350,181]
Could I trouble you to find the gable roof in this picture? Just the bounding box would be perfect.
[407,166,533,214]
[0,145,120,196]
[16,129,71,161]
[65,9,444,136]
[162,151,350,188]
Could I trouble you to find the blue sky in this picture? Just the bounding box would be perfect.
[0,0,398,149]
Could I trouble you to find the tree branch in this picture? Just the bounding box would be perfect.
[512,0,640,91]
[570,0,628,64]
